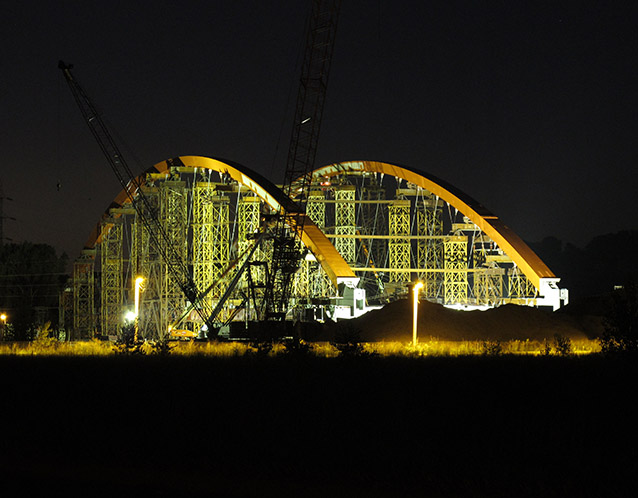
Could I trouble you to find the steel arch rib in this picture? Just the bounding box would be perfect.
[84,155,356,288]
[307,160,555,290]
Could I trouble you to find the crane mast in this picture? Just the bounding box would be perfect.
[263,0,342,319]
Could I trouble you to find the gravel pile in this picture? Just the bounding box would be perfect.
[339,299,595,342]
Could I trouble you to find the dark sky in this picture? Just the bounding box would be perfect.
[3,0,637,261]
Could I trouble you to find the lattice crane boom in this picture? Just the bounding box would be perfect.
[58,61,213,329]
[264,0,342,319]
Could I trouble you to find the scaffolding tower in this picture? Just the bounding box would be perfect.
[416,196,443,299]
[444,236,468,305]
[73,250,95,339]
[334,185,356,264]
[388,199,411,285]
[99,217,123,337]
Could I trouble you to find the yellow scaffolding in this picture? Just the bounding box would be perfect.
[302,190,332,299]
[388,199,411,284]
[474,268,505,306]
[157,181,187,337]
[237,195,263,314]
[416,197,443,299]
[334,185,356,264]
[100,218,123,337]
[508,266,537,303]
[444,236,468,304]
[131,186,162,338]
[307,190,326,229]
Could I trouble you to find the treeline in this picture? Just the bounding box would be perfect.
[0,242,68,340]
[529,230,638,301]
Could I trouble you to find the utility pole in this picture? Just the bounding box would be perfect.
[0,180,15,245]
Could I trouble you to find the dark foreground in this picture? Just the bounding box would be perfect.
[1,354,637,497]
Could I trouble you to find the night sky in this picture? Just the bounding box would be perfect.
[3,0,637,262]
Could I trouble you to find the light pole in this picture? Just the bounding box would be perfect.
[0,313,6,340]
[412,281,424,347]
[134,276,144,342]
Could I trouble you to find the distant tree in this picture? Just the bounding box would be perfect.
[0,242,68,340]
[599,280,638,354]
[553,334,573,356]
[331,324,369,357]
[530,230,638,301]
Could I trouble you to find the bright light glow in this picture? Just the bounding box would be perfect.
[134,277,145,318]
[412,281,424,347]
[0,313,6,322]
[125,311,136,322]
[134,276,145,342]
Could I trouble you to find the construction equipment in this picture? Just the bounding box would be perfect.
[58,61,216,332]
[263,0,342,319]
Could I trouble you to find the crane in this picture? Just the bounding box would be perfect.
[263,0,342,320]
[58,61,215,334]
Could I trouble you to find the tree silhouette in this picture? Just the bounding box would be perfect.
[0,242,68,340]
[600,279,638,354]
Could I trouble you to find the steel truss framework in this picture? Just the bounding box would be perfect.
[73,250,95,339]
[70,157,560,338]
[100,218,123,336]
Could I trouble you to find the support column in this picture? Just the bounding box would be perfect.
[388,199,411,284]
[304,190,331,298]
[238,195,263,306]
[417,196,443,299]
[193,186,229,323]
[73,249,95,340]
[444,236,468,305]
[158,181,187,339]
[133,185,161,339]
[100,218,123,337]
[334,185,356,264]
[508,266,537,303]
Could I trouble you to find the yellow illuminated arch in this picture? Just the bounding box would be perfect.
[86,156,554,293]
[306,160,555,289]
[85,155,356,287]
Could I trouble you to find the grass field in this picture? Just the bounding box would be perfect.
[1,349,636,497]
[0,337,602,357]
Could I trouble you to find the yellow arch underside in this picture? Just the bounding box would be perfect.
[86,156,553,292]
[310,160,555,289]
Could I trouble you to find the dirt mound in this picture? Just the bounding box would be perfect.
[337,300,592,342]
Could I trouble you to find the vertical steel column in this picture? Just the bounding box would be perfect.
[238,196,263,296]
[58,287,73,340]
[133,185,161,339]
[359,182,386,299]
[444,236,468,304]
[388,199,411,284]
[73,249,95,339]
[100,218,123,337]
[192,183,215,327]
[304,190,331,298]
[474,268,504,306]
[334,185,356,264]
[508,266,537,303]
[158,181,187,338]
[417,197,443,299]
[193,192,231,321]
[306,190,326,229]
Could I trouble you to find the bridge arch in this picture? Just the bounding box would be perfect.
[71,155,564,339]
[85,155,356,288]
[304,160,555,290]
